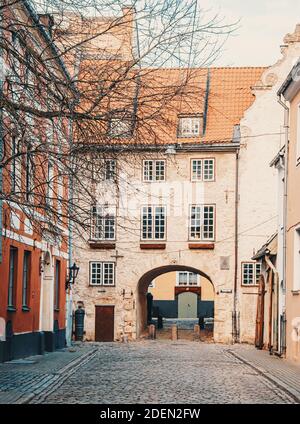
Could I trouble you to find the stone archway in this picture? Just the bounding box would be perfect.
[39,251,54,333]
[136,265,215,338]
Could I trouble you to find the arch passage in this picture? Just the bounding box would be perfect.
[137,265,215,337]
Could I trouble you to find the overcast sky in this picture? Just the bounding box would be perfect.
[201,0,300,67]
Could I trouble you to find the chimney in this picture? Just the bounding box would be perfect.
[38,14,55,38]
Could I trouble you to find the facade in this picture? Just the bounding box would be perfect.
[0,2,71,362]
[276,56,300,364]
[72,67,265,344]
[237,24,300,344]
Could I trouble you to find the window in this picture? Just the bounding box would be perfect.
[47,160,54,205]
[8,247,17,309]
[109,118,131,138]
[297,104,300,162]
[91,206,116,240]
[104,159,116,181]
[177,271,199,286]
[190,205,215,241]
[90,262,115,286]
[242,262,261,286]
[11,137,22,194]
[293,229,300,291]
[54,260,60,310]
[178,115,202,137]
[191,159,215,181]
[25,147,34,202]
[143,160,165,182]
[142,206,166,240]
[22,251,31,308]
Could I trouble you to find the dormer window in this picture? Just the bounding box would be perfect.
[178,115,202,138]
[109,117,131,138]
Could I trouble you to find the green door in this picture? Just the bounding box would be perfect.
[178,292,198,318]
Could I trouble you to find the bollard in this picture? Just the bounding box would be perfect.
[171,324,178,341]
[193,324,200,341]
[148,324,156,340]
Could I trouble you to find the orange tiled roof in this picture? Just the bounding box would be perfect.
[140,66,267,145]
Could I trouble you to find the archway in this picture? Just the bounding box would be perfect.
[137,265,215,338]
[39,251,54,333]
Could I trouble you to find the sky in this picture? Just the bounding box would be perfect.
[200,0,300,67]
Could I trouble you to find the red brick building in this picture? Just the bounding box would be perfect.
[0,1,72,361]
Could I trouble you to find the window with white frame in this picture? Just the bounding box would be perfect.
[190,205,215,240]
[90,262,115,286]
[104,159,116,181]
[297,104,300,162]
[148,280,155,288]
[293,229,300,291]
[142,206,166,240]
[177,271,199,286]
[242,262,261,285]
[91,205,115,240]
[191,159,215,181]
[143,160,165,181]
[109,118,131,138]
[178,115,202,137]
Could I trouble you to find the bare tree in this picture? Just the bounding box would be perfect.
[0,0,236,245]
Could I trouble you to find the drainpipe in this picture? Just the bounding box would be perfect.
[277,95,289,355]
[233,148,239,343]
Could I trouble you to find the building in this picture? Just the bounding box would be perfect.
[0,1,72,362]
[237,24,300,344]
[148,271,214,320]
[72,66,266,344]
[276,55,300,364]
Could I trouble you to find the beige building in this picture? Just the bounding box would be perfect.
[277,56,300,364]
[237,24,300,344]
[72,67,265,344]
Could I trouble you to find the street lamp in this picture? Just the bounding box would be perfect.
[66,262,80,289]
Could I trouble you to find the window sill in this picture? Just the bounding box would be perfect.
[241,284,259,288]
[88,241,116,249]
[7,306,17,313]
[89,285,115,288]
[188,243,214,250]
[22,306,30,312]
[140,243,166,250]
[291,290,300,295]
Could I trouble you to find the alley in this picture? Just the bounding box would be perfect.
[24,341,295,404]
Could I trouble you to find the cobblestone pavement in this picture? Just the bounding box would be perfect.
[29,340,296,404]
[0,344,97,404]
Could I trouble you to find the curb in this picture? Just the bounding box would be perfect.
[228,350,300,404]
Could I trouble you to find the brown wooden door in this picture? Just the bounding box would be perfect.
[95,306,114,342]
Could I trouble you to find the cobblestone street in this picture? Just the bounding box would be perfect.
[26,341,297,404]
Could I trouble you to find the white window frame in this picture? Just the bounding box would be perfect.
[189,204,215,241]
[91,205,116,241]
[89,261,115,286]
[178,115,202,137]
[241,262,261,286]
[191,158,215,181]
[176,271,200,287]
[104,159,116,181]
[296,103,300,163]
[141,205,166,240]
[293,228,300,291]
[148,280,156,288]
[143,160,166,182]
